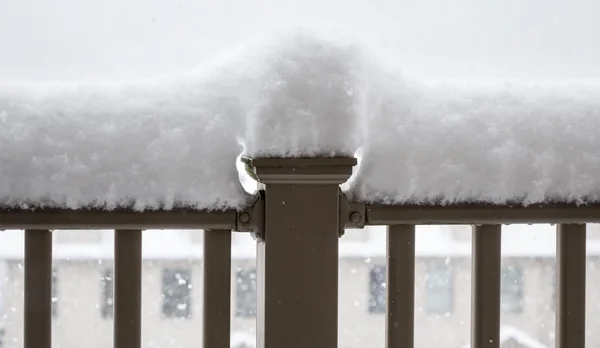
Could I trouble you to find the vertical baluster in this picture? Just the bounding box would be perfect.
[386,225,415,348]
[471,225,501,348]
[24,229,52,348]
[203,229,232,348]
[114,229,142,348]
[556,224,586,348]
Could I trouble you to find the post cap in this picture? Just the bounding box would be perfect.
[242,156,357,185]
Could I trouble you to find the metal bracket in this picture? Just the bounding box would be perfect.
[236,190,266,242]
[339,189,365,237]
[236,189,364,240]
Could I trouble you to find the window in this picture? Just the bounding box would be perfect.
[162,268,192,319]
[101,268,114,319]
[368,265,386,313]
[501,265,524,313]
[425,263,453,314]
[235,268,257,318]
[51,269,58,317]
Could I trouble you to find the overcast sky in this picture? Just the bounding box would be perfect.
[1,0,599,81]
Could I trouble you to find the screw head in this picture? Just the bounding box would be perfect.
[349,212,361,223]
[239,212,251,223]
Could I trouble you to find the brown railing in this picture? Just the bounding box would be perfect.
[1,156,596,348]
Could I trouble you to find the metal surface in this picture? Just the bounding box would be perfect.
[386,225,415,348]
[0,209,237,230]
[471,225,501,348]
[114,229,142,348]
[249,156,356,348]
[556,224,586,348]
[237,191,265,239]
[203,230,232,348]
[242,156,356,185]
[339,191,365,237]
[258,184,340,348]
[24,229,52,348]
[5,202,600,229]
[366,204,600,225]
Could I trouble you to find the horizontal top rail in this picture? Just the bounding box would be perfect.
[0,208,238,230]
[365,203,600,225]
[4,202,600,230]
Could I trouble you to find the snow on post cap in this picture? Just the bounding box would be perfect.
[348,79,600,206]
[242,30,367,158]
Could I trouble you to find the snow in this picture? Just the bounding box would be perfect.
[462,325,549,348]
[0,229,257,260]
[348,78,600,205]
[0,63,253,211]
[3,224,600,259]
[230,332,256,348]
[355,224,600,258]
[242,32,366,158]
[2,29,600,208]
[0,30,363,210]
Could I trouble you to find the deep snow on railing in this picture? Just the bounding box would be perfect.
[3,31,600,212]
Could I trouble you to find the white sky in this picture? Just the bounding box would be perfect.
[1,0,599,81]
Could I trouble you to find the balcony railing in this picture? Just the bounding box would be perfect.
[1,156,595,348]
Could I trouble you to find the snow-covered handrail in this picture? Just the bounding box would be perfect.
[2,30,600,210]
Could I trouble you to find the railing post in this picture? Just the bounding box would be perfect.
[24,229,52,348]
[243,157,356,348]
[471,225,501,348]
[556,223,586,348]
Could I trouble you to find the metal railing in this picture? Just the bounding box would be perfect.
[1,156,596,348]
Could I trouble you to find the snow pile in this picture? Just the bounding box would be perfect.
[241,32,367,157]
[0,30,367,210]
[3,28,600,209]
[0,75,249,211]
[348,76,600,205]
